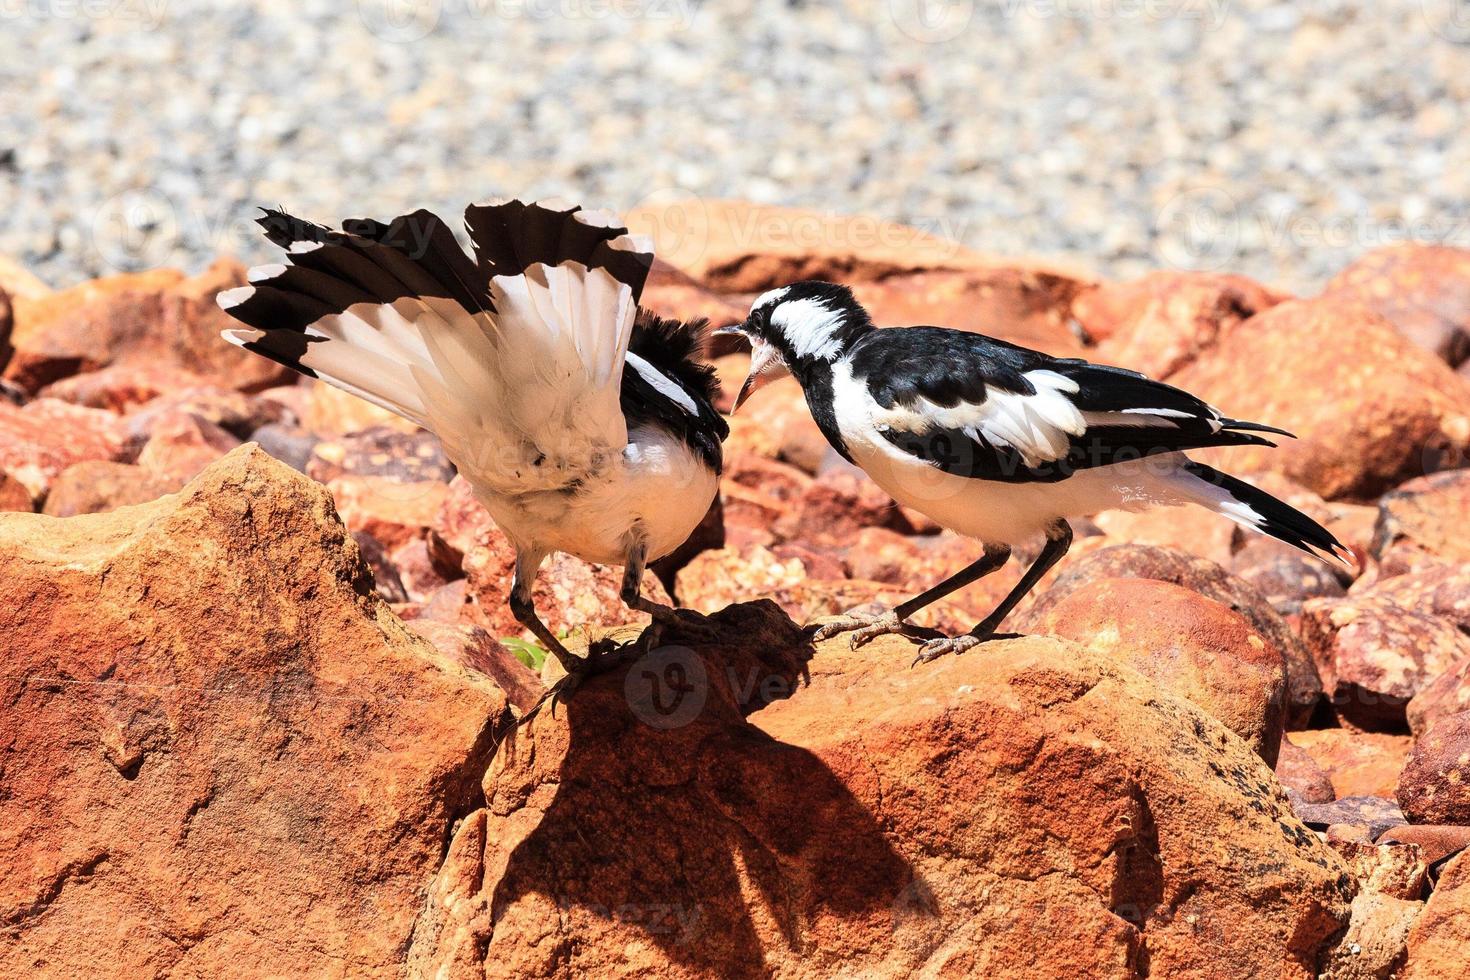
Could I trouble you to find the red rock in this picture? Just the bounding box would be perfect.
[0,471,31,512]
[1325,836,1427,901]
[416,579,474,625]
[849,265,1088,356]
[769,541,847,580]
[724,374,828,473]
[1085,270,1286,377]
[350,528,409,603]
[462,525,671,641]
[39,363,215,412]
[41,461,181,517]
[1170,297,1470,500]
[413,623,1353,977]
[1403,850,1470,978]
[1408,657,1470,738]
[1027,577,1288,763]
[122,384,289,445]
[639,258,745,329]
[1397,711,1470,825]
[1319,889,1423,980]
[1233,537,1347,615]
[1023,544,1324,727]
[775,463,916,548]
[1300,597,1470,731]
[0,397,124,498]
[428,474,493,575]
[1293,728,1415,800]
[1297,796,1409,837]
[306,424,454,485]
[134,411,241,484]
[1355,563,1470,634]
[326,476,448,554]
[1378,824,1470,867]
[676,544,810,616]
[1094,503,1237,565]
[1323,244,1470,366]
[403,619,541,714]
[4,261,291,394]
[391,537,454,603]
[1372,469,1470,577]
[1278,735,1337,804]
[0,446,506,975]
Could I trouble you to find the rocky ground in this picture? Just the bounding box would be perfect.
[3,201,1470,976]
[5,1,1470,292]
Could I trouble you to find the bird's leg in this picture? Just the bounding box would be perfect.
[914,520,1074,665]
[811,543,1013,649]
[507,549,579,675]
[620,534,718,644]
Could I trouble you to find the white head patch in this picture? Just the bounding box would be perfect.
[770,297,845,361]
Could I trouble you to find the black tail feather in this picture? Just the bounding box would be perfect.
[1182,460,1351,566]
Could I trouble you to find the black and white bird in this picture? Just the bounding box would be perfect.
[721,281,1349,663]
[217,200,728,678]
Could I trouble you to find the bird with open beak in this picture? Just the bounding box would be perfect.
[720,279,1348,664]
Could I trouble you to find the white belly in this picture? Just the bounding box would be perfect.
[476,425,718,566]
[832,370,1193,546]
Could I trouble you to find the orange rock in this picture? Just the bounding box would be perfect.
[1022,544,1324,728]
[390,536,453,603]
[1403,850,1470,979]
[1170,297,1470,500]
[1027,577,1288,764]
[1354,563,1470,634]
[403,619,541,714]
[0,446,506,976]
[1300,597,1470,731]
[306,425,454,485]
[134,411,241,484]
[1233,538,1347,615]
[4,261,291,394]
[0,397,125,498]
[39,362,216,412]
[327,476,449,553]
[1085,270,1286,376]
[1094,502,1238,565]
[1292,728,1414,800]
[412,624,1353,977]
[0,470,31,512]
[1373,470,1470,577]
[639,258,745,329]
[1278,735,1336,804]
[1323,244,1470,365]
[724,374,828,472]
[42,460,181,517]
[429,474,491,574]
[461,523,669,641]
[676,544,809,616]
[1397,711,1470,825]
[775,464,917,548]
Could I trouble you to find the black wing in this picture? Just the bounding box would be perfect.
[620,311,728,472]
[849,327,1288,484]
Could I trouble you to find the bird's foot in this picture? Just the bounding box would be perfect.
[519,641,637,726]
[910,623,1019,666]
[645,604,720,645]
[810,608,942,650]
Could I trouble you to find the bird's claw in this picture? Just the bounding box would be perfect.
[811,610,937,649]
[910,634,985,666]
[648,607,720,645]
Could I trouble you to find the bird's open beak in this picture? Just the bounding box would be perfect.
[730,339,789,413]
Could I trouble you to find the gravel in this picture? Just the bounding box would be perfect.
[2,0,1468,293]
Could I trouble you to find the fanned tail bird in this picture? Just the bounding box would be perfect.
[721,281,1350,664]
[217,200,728,680]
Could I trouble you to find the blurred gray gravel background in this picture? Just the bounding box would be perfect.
[2,0,1469,292]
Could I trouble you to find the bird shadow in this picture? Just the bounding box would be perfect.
[483,600,924,975]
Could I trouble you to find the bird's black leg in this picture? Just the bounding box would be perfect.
[619,534,718,644]
[913,520,1074,665]
[507,549,579,675]
[811,542,1012,649]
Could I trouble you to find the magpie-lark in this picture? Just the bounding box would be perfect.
[721,280,1349,664]
[218,200,728,678]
